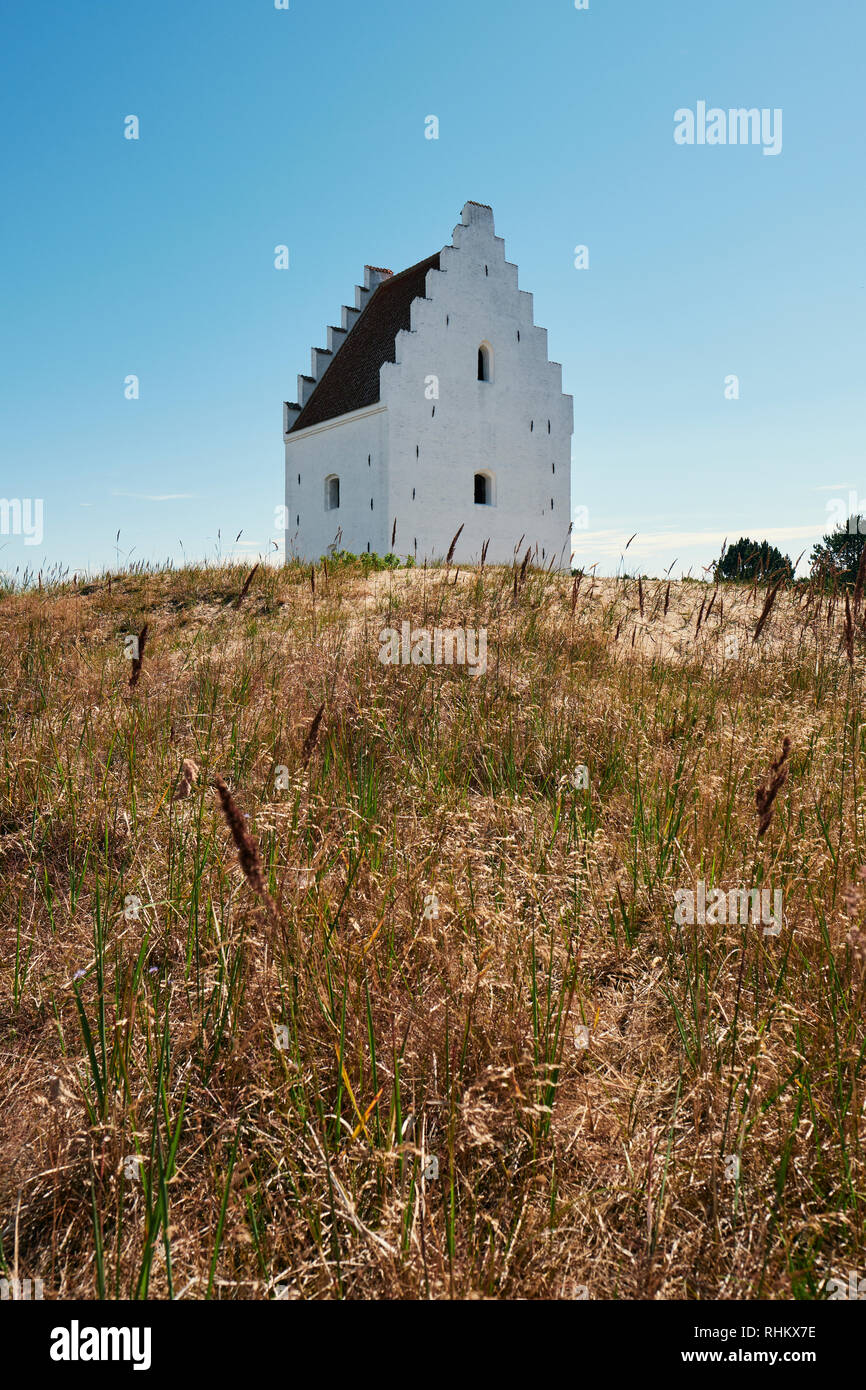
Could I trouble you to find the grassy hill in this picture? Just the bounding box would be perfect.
[0,558,863,1299]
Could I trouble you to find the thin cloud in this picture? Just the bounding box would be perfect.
[580,523,822,559]
[111,491,196,502]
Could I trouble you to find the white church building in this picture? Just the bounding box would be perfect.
[283,202,573,569]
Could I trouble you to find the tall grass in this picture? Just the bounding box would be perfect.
[0,557,863,1299]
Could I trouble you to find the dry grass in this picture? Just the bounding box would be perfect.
[0,557,863,1300]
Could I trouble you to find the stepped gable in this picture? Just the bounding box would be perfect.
[289,252,441,432]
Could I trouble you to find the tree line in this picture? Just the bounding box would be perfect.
[715,516,866,585]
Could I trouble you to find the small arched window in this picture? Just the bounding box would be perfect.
[474,472,494,506]
[325,475,340,511]
[477,343,493,382]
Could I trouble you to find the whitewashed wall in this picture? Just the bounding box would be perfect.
[284,404,388,560]
[382,203,573,568]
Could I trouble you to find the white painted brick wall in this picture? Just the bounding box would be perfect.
[284,406,388,561]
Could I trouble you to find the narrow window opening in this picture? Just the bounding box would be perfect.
[370,497,374,510]
[416,444,419,458]
[431,406,435,417]
[325,475,340,511]
[477,343,492,382]
[474,473,493,506]
[550,498,554,510]
[484,264,488,275]
[296,514,299,527]
[552,462,555,474]
[548,420,551,433]
[412,488,416,500]
[297,473,301,485]
[530,420,534,432]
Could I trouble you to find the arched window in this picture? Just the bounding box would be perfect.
[474,472,494,506]
[477,342,493,382]
[325,475,340,511]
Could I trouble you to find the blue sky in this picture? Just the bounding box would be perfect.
[1,0,863,578]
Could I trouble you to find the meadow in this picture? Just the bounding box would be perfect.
[0,556,863,1299]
